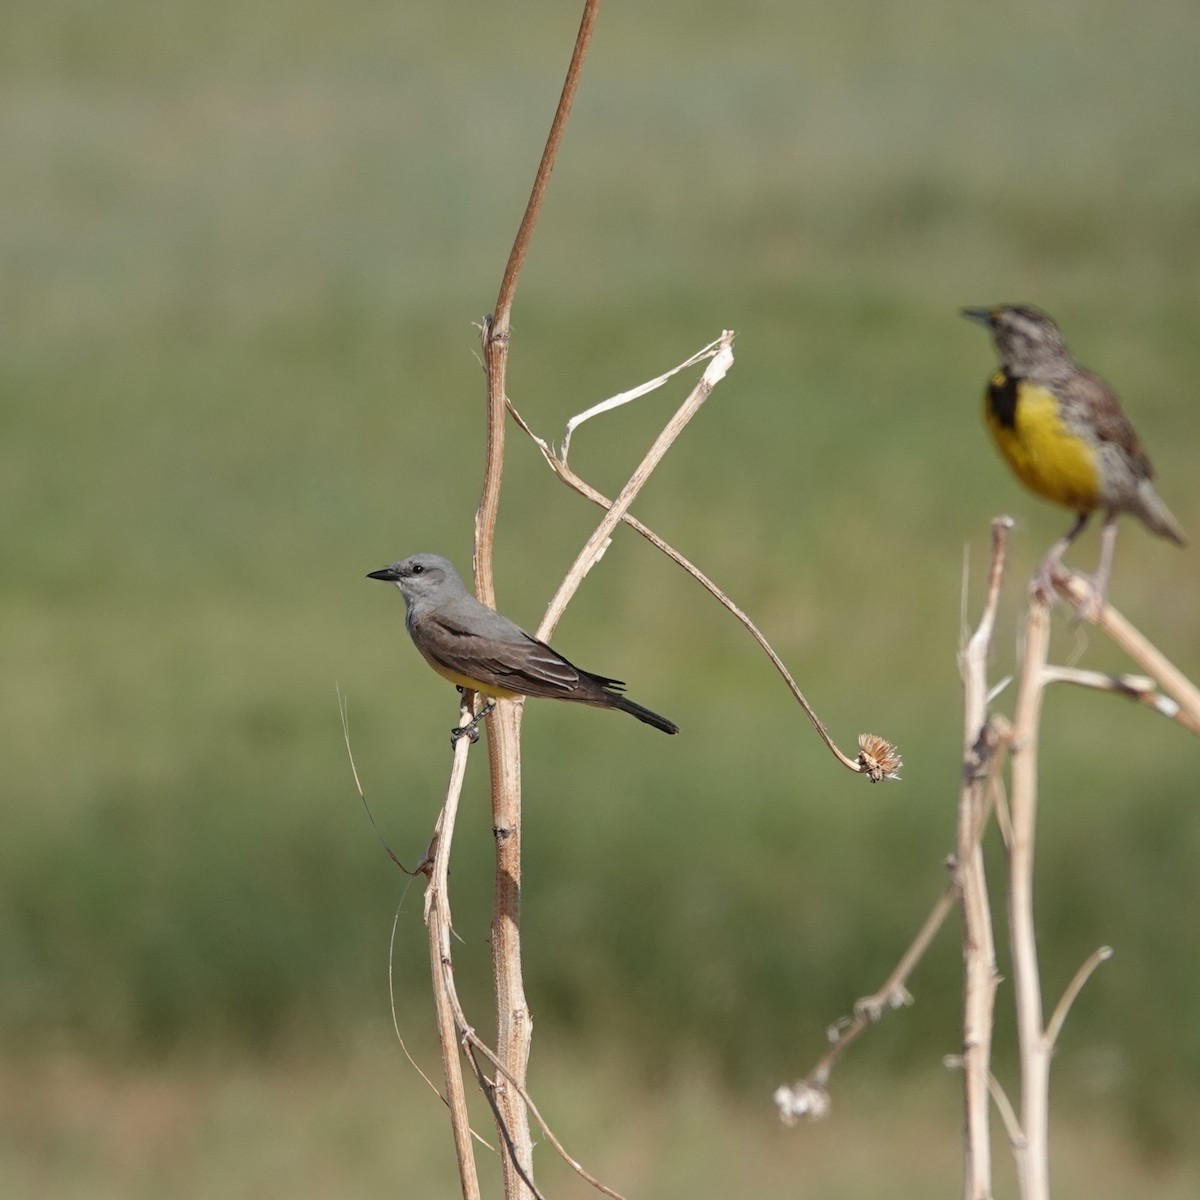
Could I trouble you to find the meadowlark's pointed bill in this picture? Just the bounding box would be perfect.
[367,553,678,741]
[962,305,1185,605]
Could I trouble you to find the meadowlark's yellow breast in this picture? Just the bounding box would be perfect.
[984,371,1102,512]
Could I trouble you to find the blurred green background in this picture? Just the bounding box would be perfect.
[4,0,1200,1195]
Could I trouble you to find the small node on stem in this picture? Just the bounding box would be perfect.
[826,1016,854,1043]
[853,998,885,1024]
[857,733,903,782]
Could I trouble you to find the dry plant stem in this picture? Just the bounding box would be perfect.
[463,1040,547,1200]
[956,728,1001,1200]
[505,361,880,777]
[780,523,1013,1125]
[776,533,1013,1126]
[337,686,424,875]
[388,909,497,1155]
[460,1031,630,1200]
[987,1072,1025,1153]
[962,518,1012,743]
[786,737,1007,1112]
[489,0,600,345]
[537,332,734,639]
[807,883,958,1089]
[955,516,1012,1200]
[483,699,531,1199]
[471,7,601,1196]
[1042,665,1199,733]
[427,892,627,1200]
[1045,946,1113,1050]
[425,929,545,1200]
[1008,594,1053,1200]
[558,339,722,459]
[476,0,601,588]
[777,720,1003,1123]
[1053,571,1200,732]
[425,699,483,1200]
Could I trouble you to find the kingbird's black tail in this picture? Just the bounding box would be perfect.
[577,668,678,734]
[609,693,679,735]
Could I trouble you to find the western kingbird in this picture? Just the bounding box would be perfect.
[367,553,678,736]
[962,304,1185,600]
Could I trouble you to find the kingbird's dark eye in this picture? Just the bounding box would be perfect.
[411,563,423,574]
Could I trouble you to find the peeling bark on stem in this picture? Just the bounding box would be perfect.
[955,516,1011,1200]
[1008,596,1052,1200]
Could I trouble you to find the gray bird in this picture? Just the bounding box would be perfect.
[367,553,678,736]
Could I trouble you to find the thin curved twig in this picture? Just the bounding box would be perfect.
[987,1072,1025,1152]
[1044,945,1113,1051]
[388,905,497,1155]
[338,685,423,874]
[537,332,734,639]
[806,882,956,1090]
[459,1040,547,1200]
[505,367,900,781]
[463,1032,630,1200]
[427,900,629,1200]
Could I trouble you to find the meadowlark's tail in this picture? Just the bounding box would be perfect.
[1134,479,1187,547]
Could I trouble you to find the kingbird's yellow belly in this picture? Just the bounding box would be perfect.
[985,376,1102,511]
[422,652,524,699]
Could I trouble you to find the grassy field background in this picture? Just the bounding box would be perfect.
[4,1,1200,1194]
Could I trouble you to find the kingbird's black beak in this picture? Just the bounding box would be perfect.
[961,307,995,328]
[367,567,400,582]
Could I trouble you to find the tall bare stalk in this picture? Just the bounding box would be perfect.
[777,531,1196,1200]
[956,518,1011,1199]
[473,5,600,1196]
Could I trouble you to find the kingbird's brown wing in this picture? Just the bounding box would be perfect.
[1064,370,1154,479]
[420,610,623,700]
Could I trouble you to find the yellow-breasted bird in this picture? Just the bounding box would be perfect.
[962,304,1186,603]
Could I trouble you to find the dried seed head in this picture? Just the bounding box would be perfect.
[773,1081,832,1125]
[857,733,902,782]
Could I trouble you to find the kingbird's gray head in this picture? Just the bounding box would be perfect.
[961,304,1073,378]
[367,553,466,612]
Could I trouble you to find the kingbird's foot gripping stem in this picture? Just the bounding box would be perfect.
[450,701,496,747]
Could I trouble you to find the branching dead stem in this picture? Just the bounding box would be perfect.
[775,517,1199,1200]
[383,0,1199,1187]
[1052,571,1200,734]
[505,352,901,781]
[774,523,1010,1132]
[776,747,1009,1126]
[388,909,497,1155]
[462,1031,631,1200]
[536,333,736,641]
